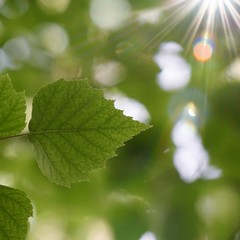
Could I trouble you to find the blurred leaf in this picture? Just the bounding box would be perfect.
[204,83,240,178]
[0,74,26,137]
[28,79,150,187]
[0,185,32,240]
[108,203,148,240]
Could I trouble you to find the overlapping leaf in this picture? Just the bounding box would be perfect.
[0,185,33,240]
[28,79,150,187]
[0,75,26,137]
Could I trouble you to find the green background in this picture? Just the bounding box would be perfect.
[0,0,240,239]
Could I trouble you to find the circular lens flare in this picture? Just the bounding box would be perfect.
[193,34,215,62]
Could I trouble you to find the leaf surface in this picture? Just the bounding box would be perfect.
[28,79,150,186]
[0,75,26,137]
[0,185,33,240]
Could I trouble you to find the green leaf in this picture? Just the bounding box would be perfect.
[0,185,33,240]
[28,79,150,187]
[0,74,26,137]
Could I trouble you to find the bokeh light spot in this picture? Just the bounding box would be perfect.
[38,23,69,56]
[193,35,214,62]
[93,59,125,87]
[38,0,70,14]
[226,58,240,81]
[136,8,162,25]
[3,37,31,66]
[0,0,29,19]
[90,0,131,30]
[0,0,5,8]
[86,219,114,240]
[187,102,198,117]
[0,49,15,72]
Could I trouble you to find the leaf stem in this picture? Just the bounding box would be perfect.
[0,132,31,141]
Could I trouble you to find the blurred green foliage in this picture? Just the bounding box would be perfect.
[0,0,240,239]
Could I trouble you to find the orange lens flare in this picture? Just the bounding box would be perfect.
[193,35,215,62]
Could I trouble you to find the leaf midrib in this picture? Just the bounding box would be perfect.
[0,125,144,141]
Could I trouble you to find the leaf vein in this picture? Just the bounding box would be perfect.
[33,134,67,183]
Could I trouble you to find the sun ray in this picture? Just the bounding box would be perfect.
[138,0,201,53]
[141,0,240,60]
[108,0,239,63]
[218,0,237,54]
[182,1,212,53]
[225,0,240,28]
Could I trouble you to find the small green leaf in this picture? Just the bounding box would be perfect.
[0,185,33,240]
[0,74,26,137]
[28,79,150,187]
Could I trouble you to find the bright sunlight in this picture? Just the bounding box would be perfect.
[159,0,240,60]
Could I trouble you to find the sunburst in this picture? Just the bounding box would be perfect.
[195,0,239,55]
[144,0,240,61]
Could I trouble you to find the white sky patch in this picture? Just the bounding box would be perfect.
[174,145,209,182]
[154,42,191,91]
[172,103,222,183]
[139,232,157,240]
[201,166,223,180]
[105,92,151,123]
[90,0,132,30]
[171,120,201,148]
